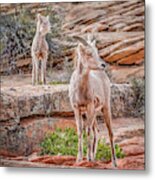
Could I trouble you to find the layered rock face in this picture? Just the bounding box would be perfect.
[64,0,144,65]
[1,74,144,121]
[0,1,144,79]
[0,75,144,157]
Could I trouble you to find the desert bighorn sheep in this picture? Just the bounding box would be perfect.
[31,14,51,85]
[69,34,117,167]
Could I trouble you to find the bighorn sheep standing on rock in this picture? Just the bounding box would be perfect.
[31,14,51,85]
[69,35,117,167]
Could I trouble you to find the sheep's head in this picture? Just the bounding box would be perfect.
[37,14,51,35]
[74,34,106,71]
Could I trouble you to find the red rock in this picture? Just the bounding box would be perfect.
[119,136,144,157]
[30,155,76,165]
[118,49,144,65]
[74,160,99,168]
[118,155,145,170]
[53,119,76,130]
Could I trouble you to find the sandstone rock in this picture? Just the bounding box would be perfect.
[122,145,144,157]
[0,82,137,121]
[105,40,144,63]
[0,154,145,169]
[108,65,144,83]
[0,1,144,75]
[0,117,57,156]
[119,137,144,156]
[0,92,19,122]
[118,155,144,170]
[0,84,72,121]
[31,155,76,165]
[0,159,59,168]
[99,34,144,65]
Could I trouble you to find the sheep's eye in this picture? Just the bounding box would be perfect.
[87,52,92,57]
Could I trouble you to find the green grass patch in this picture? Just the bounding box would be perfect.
[40,127,125,161]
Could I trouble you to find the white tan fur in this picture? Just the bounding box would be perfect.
[69,34,117,167]
[31,14,51,85]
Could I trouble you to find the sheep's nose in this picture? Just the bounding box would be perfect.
[101,63,106,68]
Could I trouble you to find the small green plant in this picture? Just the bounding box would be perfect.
[48,81,68,85]
[40,128,125,161]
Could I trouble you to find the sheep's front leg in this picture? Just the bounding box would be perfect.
[86,104,95,162]
[35,60,39,85]
[74,108,83,162]
[86,125,93,161]
[92,120,99,161]
[41,60,47,85]
[32,58,35,85]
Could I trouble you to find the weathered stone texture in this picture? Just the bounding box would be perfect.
[0,1,144,75]
[0,84,136,122]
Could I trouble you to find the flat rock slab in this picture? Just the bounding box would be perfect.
[1,75,137,122]
[1,77,72,121]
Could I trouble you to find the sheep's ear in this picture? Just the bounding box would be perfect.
[37,14,41,20]
[37,13,42,22]
[79,43,84,50]
[92,39,96,46]
[78,43,86,56]
[46,15,50,21]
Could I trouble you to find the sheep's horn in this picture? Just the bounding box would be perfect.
[73,36,89,46]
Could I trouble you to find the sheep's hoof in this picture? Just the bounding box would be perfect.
[112,160,118,169]
[87,157,93,162]
[76,156,83,163]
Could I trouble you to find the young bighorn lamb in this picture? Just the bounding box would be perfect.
[31,14,51,85]
[69,35,117,167]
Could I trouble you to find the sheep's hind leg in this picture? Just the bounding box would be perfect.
[102,107,117,168]
[32,59,35,85]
